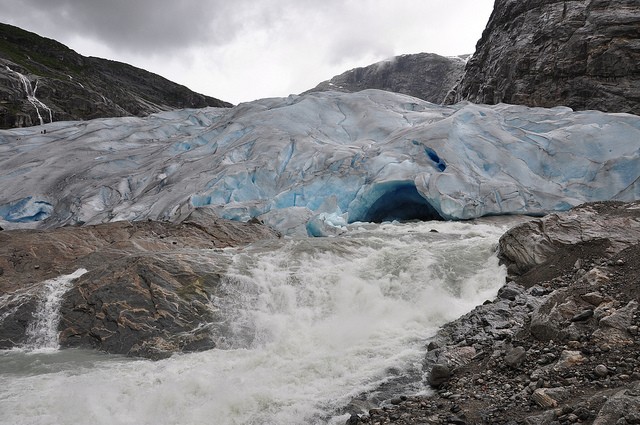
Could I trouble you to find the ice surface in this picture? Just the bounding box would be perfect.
[0,90,638,235]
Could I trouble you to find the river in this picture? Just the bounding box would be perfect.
[0,218,517,425]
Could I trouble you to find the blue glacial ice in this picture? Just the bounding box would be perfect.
[0,90,638,235]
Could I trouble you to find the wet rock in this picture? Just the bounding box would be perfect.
[429,364,451,388]
[0,213,279,358]
[342,202,640,424]
[497,282,524,301]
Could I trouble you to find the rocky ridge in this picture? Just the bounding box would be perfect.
[347,201,640,424]
[0,208,279,359]
[0,23,231,129]
[448,0,640,115]
[304,53,467,104]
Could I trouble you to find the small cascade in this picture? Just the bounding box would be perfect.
[6,66,53,125]
[24,268,88,351]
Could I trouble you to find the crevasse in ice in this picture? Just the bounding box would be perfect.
[0,90,638,235]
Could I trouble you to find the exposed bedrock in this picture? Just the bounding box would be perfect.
[498,200,640,276]
[450,0,640,115]
[0,209,279,359]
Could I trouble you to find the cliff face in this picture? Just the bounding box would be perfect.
[0,23,232,128]
[450,0,640,115]
[304,53,468,104]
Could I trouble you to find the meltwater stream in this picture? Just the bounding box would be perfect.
[0,219,514,425]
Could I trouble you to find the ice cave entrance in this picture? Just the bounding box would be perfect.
[360,183,443,223]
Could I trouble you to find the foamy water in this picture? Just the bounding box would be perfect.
[0,219,516,425]
[24,269,88,351]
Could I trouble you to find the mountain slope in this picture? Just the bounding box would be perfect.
[0,23,231,128]
[304,53,467,104]
[449,0,640,114]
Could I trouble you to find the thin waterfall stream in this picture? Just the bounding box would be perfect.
[6,65,53,125]
[24,269,88,351]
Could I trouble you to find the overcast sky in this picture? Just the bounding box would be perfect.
[1,0,495,104]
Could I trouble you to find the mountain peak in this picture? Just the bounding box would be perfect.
[303,52,468,104]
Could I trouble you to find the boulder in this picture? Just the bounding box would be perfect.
[498,201,640,276]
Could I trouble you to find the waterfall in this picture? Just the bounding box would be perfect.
[0,220,514,425]
[6,66,53,125]
[24,268,88,351]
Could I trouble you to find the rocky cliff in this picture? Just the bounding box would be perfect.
[304,53,468,104]
[0,208,279,359]
[449,0,640,115]
[0,23,232,129]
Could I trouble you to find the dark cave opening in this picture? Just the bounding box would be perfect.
[361,183,444,223]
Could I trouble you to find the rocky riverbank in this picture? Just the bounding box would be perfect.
[0,208,279,359]
[347,201,640,424]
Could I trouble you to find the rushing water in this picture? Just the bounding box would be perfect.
[0,219,517,425]
[24,269,88,351]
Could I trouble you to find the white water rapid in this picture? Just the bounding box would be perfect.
[6,66,53,125]
[0,219,516,425]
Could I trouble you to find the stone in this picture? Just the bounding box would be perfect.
[582,268,610,286]
[570,309,594,322]
[429,364,451,387]
[497,282,524,301]
[594,364,609,377]
[592,301,639,346]
[553,350,586,369]
[582,292,607,307]
[504,346,527,368]
[531,388,558,408]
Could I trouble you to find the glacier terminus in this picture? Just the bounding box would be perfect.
[0,90,638,236]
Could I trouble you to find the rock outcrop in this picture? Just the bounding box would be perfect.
[0,209,279,359]
[0,23,232,129]
[498,201,640,276]
[304,53,467,104]
[449,0,640,115]
[348,201,640,424]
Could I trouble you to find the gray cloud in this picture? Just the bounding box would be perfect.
[0,0,495,103]
[0,0,251,53]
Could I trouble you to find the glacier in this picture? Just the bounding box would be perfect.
[0,89,638,236]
